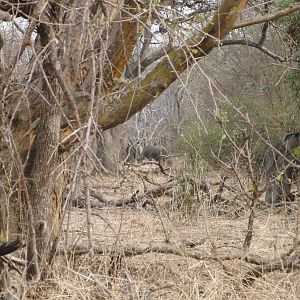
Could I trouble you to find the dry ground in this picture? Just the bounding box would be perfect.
[16,161,300,299]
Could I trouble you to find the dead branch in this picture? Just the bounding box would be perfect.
[83,182,175,208]
[61,239,208,257]
[77,174,242,211]
[220,39,286,62]
[243,254,300,285]
[233,3,300,29]
[5,255,26,267]
[60,238,285,273]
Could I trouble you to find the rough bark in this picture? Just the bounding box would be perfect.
[25,98,61,281]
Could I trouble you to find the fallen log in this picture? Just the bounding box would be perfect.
[76,182,176,208]
[243,254,300,285]
[60,238,208,257]
[59,238,280,270]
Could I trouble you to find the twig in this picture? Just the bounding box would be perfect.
[220,39,286,62]
[149,195,170,242]
[84,174,94,252]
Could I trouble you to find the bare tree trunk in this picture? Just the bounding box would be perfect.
[25,97,61,280]
[95,126,124,173]
[24,21,62,278]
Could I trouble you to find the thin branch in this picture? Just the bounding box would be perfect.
[220,39,286,62]
[234,3,300,29]
[153,5,216,25]
[84,174,94,251]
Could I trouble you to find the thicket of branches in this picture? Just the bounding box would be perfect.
[0,0,299,298]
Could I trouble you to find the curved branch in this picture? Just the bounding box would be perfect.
[234,3,300,29]
[220,39,285,62]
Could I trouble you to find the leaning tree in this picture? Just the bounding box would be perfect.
[0,0,299,285]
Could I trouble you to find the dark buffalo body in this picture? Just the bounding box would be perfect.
[140,145,168,162]
[264,131,300,204]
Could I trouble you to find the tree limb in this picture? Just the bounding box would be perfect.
[102,0,142,90]
[97,0,249,130]
[0,240,21,257]
[243,254,300,285]
[220,39,286,62]
[234,3,300,29]
[126,44,173,78]
[61,239,208,257]
[77,182,175,208]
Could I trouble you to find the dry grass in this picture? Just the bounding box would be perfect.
[11,162,300,299]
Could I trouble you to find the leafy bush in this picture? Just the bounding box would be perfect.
[179,96,298,173]
[179,118,234,169]
[277,0,300,99]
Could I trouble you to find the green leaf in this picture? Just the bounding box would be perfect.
[221,134,226,141]
[250,183,258,193]
[276,173,284,182]
[292,146,300,157]
[174,57,182,65]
